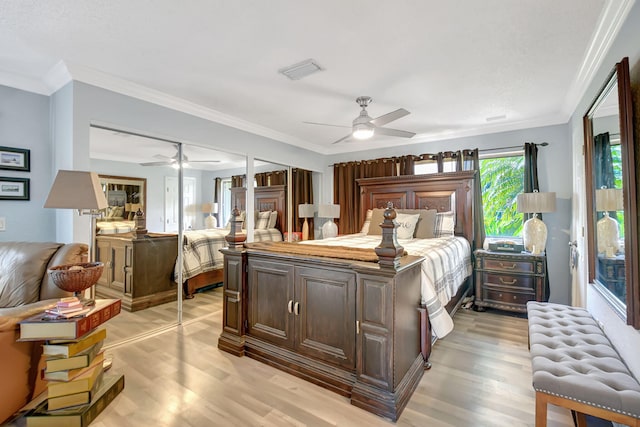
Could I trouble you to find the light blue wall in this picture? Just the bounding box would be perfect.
[0,85,56,242]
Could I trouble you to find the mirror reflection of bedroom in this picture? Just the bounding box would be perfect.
[89,126,249,347]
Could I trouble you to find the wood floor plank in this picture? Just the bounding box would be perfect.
[7,289,577,427]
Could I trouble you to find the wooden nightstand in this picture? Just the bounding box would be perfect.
[474,249,548,313]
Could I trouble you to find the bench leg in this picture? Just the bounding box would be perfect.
[535,392,548,427]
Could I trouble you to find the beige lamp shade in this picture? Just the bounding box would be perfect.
[298,203,314,218]
[516,191,556,214]
[202,203,213,213]
[318,204,340,219]
[44,170,108,210]
[596,188,623,212]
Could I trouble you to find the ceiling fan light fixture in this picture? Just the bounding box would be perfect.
[352,122,374,140]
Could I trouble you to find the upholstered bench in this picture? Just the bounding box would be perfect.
[526,301,640,427]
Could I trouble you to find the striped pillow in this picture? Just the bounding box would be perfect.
[434,211,455,237]
[256,211,271,229]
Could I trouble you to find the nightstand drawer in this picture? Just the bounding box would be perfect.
[483,258,534,273]
[482,272,535,290]
[483,288,534,306]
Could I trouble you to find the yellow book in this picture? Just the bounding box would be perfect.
[44,352,105,382]
[46,369,103,411]
[42,328,107,358]
[44,341,103,373]
[47,361,103,399]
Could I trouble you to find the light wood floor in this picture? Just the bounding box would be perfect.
[9,288,577,427]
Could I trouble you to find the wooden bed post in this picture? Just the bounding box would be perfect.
[218,207,248,356]
[374,202,404,269]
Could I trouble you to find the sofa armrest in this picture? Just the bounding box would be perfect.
[0,300,59,333]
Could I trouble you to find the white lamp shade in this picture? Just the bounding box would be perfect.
[44,170,108,210]
[298,203,314,218]
[516,191,556,214]
[596,188,623,212]
[212,202,219,214]
[202,202,213,213]
[318,204,340,219]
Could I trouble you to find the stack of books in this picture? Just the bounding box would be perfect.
[18,299,125,427]
[43,297,91,319]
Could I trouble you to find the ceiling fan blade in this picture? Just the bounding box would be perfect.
[369,108,410,127]
[303,121,351,129]
[374,127,416,138]
[140,160,174,166]
[185,159,221,163]
[332,134,353,144]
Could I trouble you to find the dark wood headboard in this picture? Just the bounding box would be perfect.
[357,171,477,245]
[230,185,287,231]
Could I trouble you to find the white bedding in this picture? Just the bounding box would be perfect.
[96,220,136,234]
[178,228,283,282]
[300,234,472,338]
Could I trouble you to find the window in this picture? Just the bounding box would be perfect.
[479,154,524,237]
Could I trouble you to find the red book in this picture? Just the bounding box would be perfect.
[19,299,121,341]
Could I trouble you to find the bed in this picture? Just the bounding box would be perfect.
[180,184,287,298]
[217,171,478,420]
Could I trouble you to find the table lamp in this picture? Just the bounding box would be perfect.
[203,202,218,229]
[516,190,556,255]
[318,204,340,239]
[44,170,108,303]
[298,203,314,240]
[595,187,623,256]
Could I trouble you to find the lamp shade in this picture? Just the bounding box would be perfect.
[44,170,108,210]
[201,203,213,213]
[596,188,623,212]
[318,204,340,219]
[516,191,556,214]
[298,203,314,218]
[212,202,219,214]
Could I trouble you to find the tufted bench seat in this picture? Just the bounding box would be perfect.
[526,301,640,427]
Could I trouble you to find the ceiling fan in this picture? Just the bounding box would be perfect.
[305,96,416,144]
[140,147,220,167]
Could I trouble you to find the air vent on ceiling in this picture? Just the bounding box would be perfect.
[278,59,323,80]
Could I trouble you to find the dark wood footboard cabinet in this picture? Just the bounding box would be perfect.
[219,247,424,421]
[95,234,178,311]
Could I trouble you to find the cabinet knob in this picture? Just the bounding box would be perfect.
[294,302,300,316]
[513,295,517,300]
[287,300,293,314]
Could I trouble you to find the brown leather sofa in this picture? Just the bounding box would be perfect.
[0,241,87,424]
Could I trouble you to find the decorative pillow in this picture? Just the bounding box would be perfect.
[395,213,420,239]
[267,211,278,229]
[366,208,387,236]
[360,209,373,234]
[434,211,455,237]
[256,211,271,229]
[397,209,437,238]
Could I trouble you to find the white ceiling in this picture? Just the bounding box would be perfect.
[0,0,629,158]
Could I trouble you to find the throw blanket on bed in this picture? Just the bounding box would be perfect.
[177,228,283,282]
[245,241,407,262]
[300,234,472,338]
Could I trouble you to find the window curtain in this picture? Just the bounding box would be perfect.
[460,149,486,251]
[292,168,314,239]
[397,155,416,175]
[254,172,267,187]
[231,175,244,188]
[523,142,550,296]
[214,177,221,228]
[594,133,617,221]
[333,158,396,234]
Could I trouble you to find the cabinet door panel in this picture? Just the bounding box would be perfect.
[110,241,127,292]
[295,267,356,369]
[248,259,294,348]
[95,239,112,287]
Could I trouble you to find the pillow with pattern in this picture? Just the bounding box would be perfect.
[434,211,455,237]
[256,211,271,229]
[395,213,420,239]
[360,209,373,234]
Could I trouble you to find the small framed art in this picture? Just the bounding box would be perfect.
[0,177,30,200]
[0,146,31,171]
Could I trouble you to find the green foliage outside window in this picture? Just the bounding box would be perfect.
[480,156,524,237]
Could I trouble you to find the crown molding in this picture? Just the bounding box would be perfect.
[0,69,52,95]
[54,62,328,154]
[561,0,635,117]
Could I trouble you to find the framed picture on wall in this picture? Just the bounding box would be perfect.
[0,146,31,171]
[0,177,30,200]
